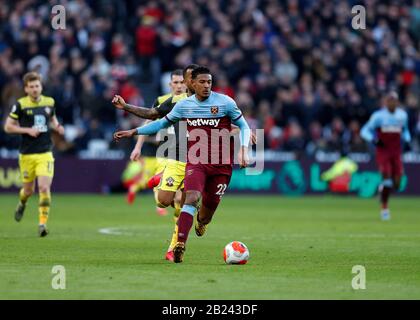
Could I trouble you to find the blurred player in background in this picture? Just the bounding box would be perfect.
[361,91,411,221]
[114,66,251,263]
[321,153,358,193]
[112,65,199,261]
[3,71,65,236]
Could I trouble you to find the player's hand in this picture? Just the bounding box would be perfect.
[130,147,141,161]
[112,95,126,110]
[56,124,65,136]
[373,138,385,148]
[238,146,249,169]
[113,129,136,142]
[26,127,40,138]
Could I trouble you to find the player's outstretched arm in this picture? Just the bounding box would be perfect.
[112,95,160,120]
[4,117,40,137]
[130,135,144,161]
[114,117,172,142]
[360,114,376,143]
[403,115,411,143]
[130,120,151,161]
[233,116,251,168]
[50,115,65,135]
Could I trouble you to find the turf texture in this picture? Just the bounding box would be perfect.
[0,194,419,299]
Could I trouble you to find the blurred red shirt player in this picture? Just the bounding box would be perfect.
[361,92,411,220]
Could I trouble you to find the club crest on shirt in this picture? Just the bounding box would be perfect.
[45,107,51,115]
[166,177,174,187]
[211,106,219,114]
[187,169,194,176]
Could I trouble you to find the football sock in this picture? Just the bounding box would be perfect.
[19,188,30,204]
[177,205,196,243]
[168,220,179,251]
[380,179,393,209]
[381,187,391,209]
[167,202,182,251]
[38,192,51,225]
[174,201,181,218]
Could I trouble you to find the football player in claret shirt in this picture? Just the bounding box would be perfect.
[114,66,251,263]
[4,71,65,236]
[361,91,411,221]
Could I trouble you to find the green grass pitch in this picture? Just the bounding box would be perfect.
[0,194,419,299]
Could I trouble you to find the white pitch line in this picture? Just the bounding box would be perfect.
[98,227,134,236]
[98,225,167,236]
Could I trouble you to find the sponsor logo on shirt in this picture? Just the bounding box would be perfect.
[381,126,402,133]
[186,118,220,127]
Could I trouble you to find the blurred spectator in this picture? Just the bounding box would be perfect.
[0,0,419,158]
[213,73,235,98]
[282,120,305,153]
[136,15,159,82]
[306,121,327,156]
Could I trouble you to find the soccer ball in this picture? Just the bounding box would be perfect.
[223,241,249,264]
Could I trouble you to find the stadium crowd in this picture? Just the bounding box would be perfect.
[0,0,419,157]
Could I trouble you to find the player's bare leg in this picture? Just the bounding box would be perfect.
[156,190,176,208]
[126,176,143,205]
[380,175,402,221]
[15,181,35,222]
[37,176,52,237]
[392,176,401,191]
[154,189,168,216]
[195,174,229,236]
[195,205,215,237]
[174,190,201,263]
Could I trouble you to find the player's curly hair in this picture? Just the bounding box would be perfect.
[191,66,211,79]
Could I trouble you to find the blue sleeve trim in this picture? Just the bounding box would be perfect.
[233,114,243,122]
[165,115,175,124]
